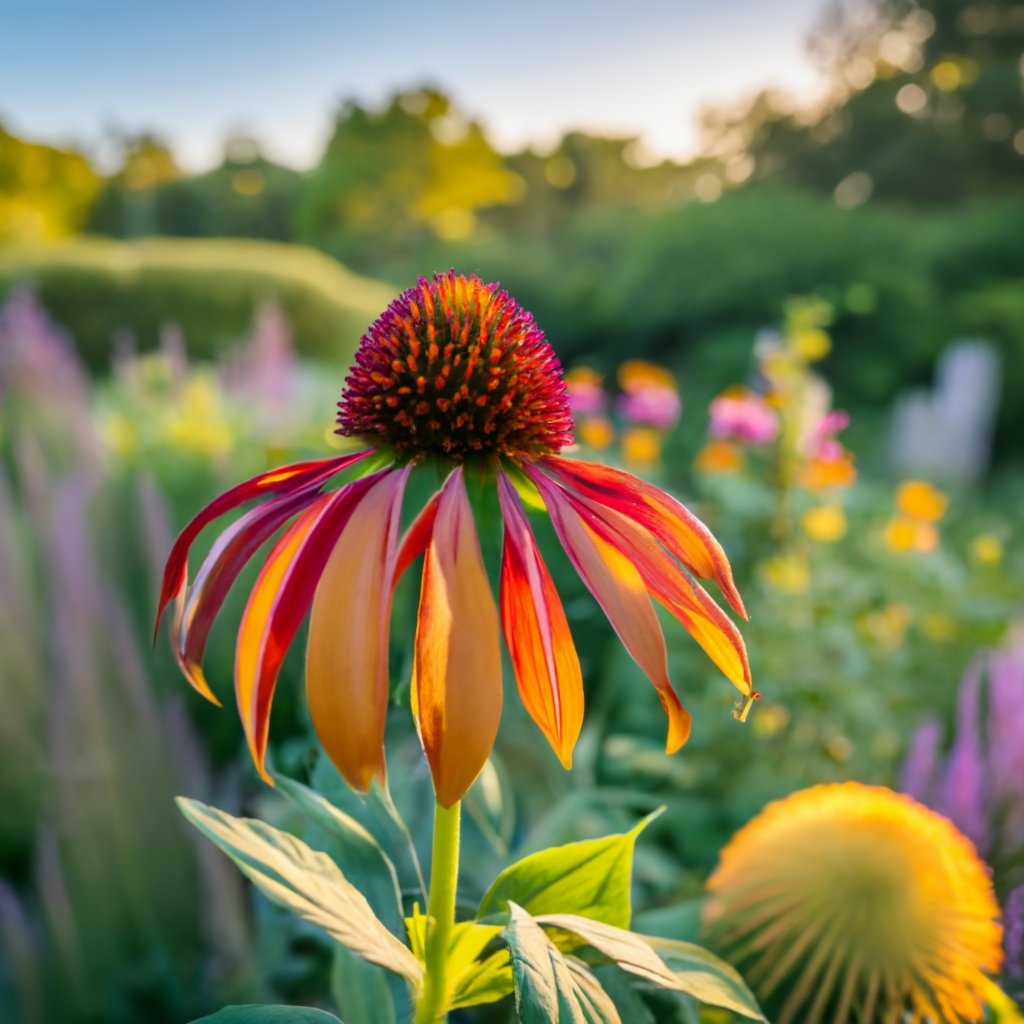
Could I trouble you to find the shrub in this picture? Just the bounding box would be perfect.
[0,237,394,372]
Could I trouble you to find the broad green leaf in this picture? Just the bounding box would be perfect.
[503,903,618,1024]
[330,944,402,1024]
[536,914,766,1022]
[565,957,623,1023]
[645,936,767,1022]
[477,810,662,928]
[276,776,405,936]
[404,910,511,1010]
[451,948,514,1010]
[190,1007,344,1023]
[177,798,422,986]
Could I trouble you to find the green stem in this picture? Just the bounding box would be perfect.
[413,799,461,1024]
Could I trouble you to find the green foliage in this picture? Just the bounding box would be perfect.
[504,904,619,1023]
[476,811,659,928]
[0,123,100,243]
[176,799,424,986]
[191,1008,344,1023]
[0,237,393,371]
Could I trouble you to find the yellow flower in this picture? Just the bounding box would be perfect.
[884,516,938,553]
[621,426,662,469]
[801,504,847,543]
[704,782,1003,1024]
[577,415,615,450]
[970,533,1003,567]
[896,480,948,522]
[791,327,831,362]
[695,439,743,474]
[760,553,810,594]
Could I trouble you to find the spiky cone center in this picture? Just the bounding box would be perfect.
[336,272,574,462]
[704,783,1002,1024]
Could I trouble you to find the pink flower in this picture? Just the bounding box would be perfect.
[708,390,778,445]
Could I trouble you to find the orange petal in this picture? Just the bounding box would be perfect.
[568,490,752,697]
[528,466,690,753]
[236,495,332,781]
[306,468,410,793]
[411,468,502,807]
[498,472,583,769]
[155,450,371,640]
[540,455,747,619]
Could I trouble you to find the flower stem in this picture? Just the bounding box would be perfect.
[414,799,461,1024]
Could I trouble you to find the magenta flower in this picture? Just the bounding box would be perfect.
[708,389,778,445]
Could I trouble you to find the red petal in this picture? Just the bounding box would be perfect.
[154,450,372,641]
[498,472,583,769]
[559,486,752,697]
[174,487,324,705]
[527,466,691,753]
[539,455,747,619]
[393,489,441,587]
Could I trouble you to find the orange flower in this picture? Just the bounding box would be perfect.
[896,479,947,522]
[156,273,752,806]
[695,439,744,474]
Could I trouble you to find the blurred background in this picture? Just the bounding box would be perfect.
[1,0,1022,1021]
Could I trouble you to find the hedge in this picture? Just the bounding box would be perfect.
[0,237,396,371]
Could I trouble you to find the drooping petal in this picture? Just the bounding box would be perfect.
[174,487,325,705]
[235,496,332,781]
[234,469,390,782]
[497,471,583,768]
[306,467,410,793]
[526,466,691,753]
[411,467,503,807]
[557,487,753,698]
[539,455,747,619]
[155,449,372,639]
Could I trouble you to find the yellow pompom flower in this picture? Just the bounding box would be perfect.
[801,503,847,543]
[621,425,662,469]
[704,782,1003,1024]
[897,480,948,522]
[695,439,744,474]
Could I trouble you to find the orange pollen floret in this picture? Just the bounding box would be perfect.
[336,271,575,461]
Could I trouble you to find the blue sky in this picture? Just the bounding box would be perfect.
[1,0,827,169]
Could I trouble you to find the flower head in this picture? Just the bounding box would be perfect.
[336,272,573,461]
[708,388,779,445]
[704,782,1002,1024]
[156,272,752,807]
[615,359,682,430]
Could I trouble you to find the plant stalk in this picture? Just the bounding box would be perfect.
[413,798,462,1024]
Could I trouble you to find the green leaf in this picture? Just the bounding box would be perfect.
[329,944,403,1024]
[276,776,405,936]
[503,903,619,1024]
[645,936,768,1022]
[477,810,662,928]
[451,947,514,1010]
[177,798,422,987]
[190,1007,344,1023]
[404,910,512,1010]
[535,914,766,1022]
